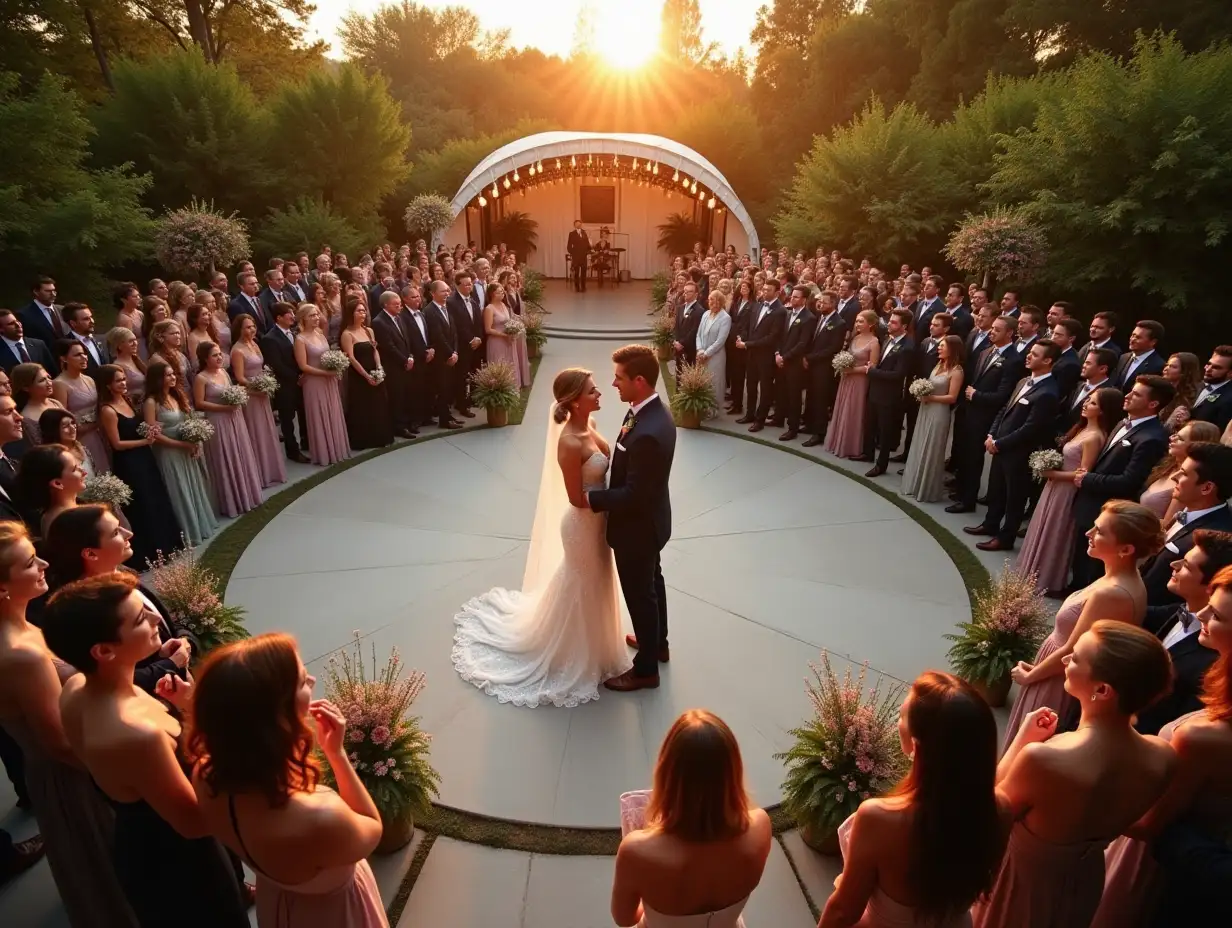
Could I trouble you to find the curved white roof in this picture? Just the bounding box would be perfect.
[449,131,759,254]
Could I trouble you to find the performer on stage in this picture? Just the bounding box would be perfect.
[567,221,591,293]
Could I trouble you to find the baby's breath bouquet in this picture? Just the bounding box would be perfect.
[177,413,216,445]
[1028,448,1064,482]
[320,636,441,827]
[369,368,386,385]
[146,546,249,654]
[248,368,279,397]
[777,652,906,851]
[218,384,249,407]
[78,472,133,509]
[76,409,97,425]
[908,377,935,401]
[831,350,856,374]
[503,317,526,338]
[318,349,351,376]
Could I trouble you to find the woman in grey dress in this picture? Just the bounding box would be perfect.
[695,291,731,420]
[901,335,966,503]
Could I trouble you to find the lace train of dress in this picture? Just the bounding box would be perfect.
[452,452,632,707]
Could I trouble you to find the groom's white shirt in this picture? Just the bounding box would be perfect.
[628,394,659,417]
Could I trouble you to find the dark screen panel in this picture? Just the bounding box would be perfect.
[579,186,616,224]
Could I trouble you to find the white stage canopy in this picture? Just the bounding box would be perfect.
[444,131,760,279]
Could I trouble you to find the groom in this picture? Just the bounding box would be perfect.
[586,345,677,691]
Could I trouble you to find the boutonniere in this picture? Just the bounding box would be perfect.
[1206,393,1220,404]
[620,416,636,440]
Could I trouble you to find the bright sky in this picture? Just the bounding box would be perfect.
[312,0,764,61]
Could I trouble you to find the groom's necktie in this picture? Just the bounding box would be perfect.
[620,408,635,437]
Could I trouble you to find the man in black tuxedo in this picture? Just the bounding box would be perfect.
[949,299,998,472]
[1190,346,1232,433]
[281,260,308,306]
[725,286,755,415]
[0,395,33,528]
[899,312,953,461]
[447,271,485,417]
[229,272,272,333]
[587,346,676,692]
[18,275,67,349]
[1111,319,1165,390]
[899,280,921,336]
[860,308,914,477]
[398,286,433,431]
[736,280,787,431]
[914,276,945,344]
[1136,530,1232,735]
[1069,375,1174,587]
[671,282,704,372]
[774,286,817,441]
[0,309,55,374]
[802,291,850,447]
[835,275,860,326]
[61,303,105,379]
[424,281,463,430]
[999,289,1022,321]
[258,302,310,464]
[1077,310,1121,360]
[963,340,1062,550]
[372,291,418,439]
[1048,318,1084,399]
[260,267,286,320]
[1057,347,1117,439]
[1140,443,1232,627]
[567,220,591,292]
[943,283,973,338]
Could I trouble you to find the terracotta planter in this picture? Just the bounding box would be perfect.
[968,673,1012,708]
[799,821,841,856]
[528,342,541,360]
[678,409,701,429]
[376,811,414,854]
[656,344,673,362]
[486,407,510,428]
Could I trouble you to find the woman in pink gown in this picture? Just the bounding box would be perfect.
[51,340,111,470]
[822,672,1009,928]
[1090,569,1232,928]
[975,622,1175,928]
[190,635,388,928]
[1137,420,1221,523]
[193,341,263,517]
[481,283,528,388]
[1004,500,1161,752]
[294,304,351,466]
[825,309,880,458]
[1017,388,1119,593]
[230,314,286,489]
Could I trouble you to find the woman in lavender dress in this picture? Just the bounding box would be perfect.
[14,362,66,444]
[1018,388,1121,593]
[230,314,286,488]
[106,326,146,402]
[193,342,262,517]
[482,283,528,388]
[186,302,221,377]
[294,304,350,466]
[51,340,110,470]
[148,320,192,399]
[1138,420,1222,523]
[825,309,880,458]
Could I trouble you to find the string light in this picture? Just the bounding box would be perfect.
[632,158,638,170]
[691,181,698,194]
[557,158,562,169]
[672,168,679,181]
[571,155,576,167]
[697,187,705,200]
[513,168,520,181]
[478,195,487,206]
[491,183,499,198]
[707,197,716,209]
[503,177,511,190]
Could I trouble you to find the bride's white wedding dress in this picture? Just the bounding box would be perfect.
[452,450,633,707]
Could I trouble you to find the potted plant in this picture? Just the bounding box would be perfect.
[669,362,717,429]
[649,270,671,313]
[469,360,521,427]
[523,311,547,359]
[154,199,250,279]
[520,269,546,310]
[651,312,676,362]
[776,652,905,855]
[145,547,250,657]
[943,206,1048,292]
[403,193,454,252]
[944,562,1050,707]
[320,637,441,853]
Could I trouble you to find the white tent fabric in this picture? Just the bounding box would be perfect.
[448,131,760,257]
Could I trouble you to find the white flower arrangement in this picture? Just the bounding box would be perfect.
[178,413,216,445]
[831,350,856,374]
[1028,448,1064,482]
[218,384,249,407]
[318,349,351,376]
[908,377,935,401]
[78,472,133,509]
[247,368,279,397]
[370,368,386,385]
[503,317,526,338]
[75,409,97,425]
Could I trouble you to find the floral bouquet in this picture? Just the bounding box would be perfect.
[320,636,441,826]
[522,312,547,351]
[76,409,97,426]
[776,652,906,841]
[831,350,856,374]
[1028,448,1064,482]
[945,562,1050,692]
[318,349,351,377]
[248,368,279,397]
[503,317,526,339]
[146,547,249,654]
[944,206,1049,286]
[369,368,386,385]
[178,413,216,445]
[78,472,133,509]
[135,421,160,440]
[218,384,249,407]
[908,377,935,401]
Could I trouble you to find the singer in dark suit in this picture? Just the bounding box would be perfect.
[1070,375,1173,587]
[567,221,591,292]
[372,291,418,438]
[737,281,786,430]
[964,340,1062,550]
[424,281,462,429]
[725,284,755,415]
[861,308,914,476]
[257,302,310,463]
[802,292,849,447]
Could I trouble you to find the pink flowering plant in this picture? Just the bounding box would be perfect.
[320,636,440,823]
[945,562,1050,685]
[776,652,906,833]
[943,207,1048,286]
[154,199,250,277]
[146,547,249,655]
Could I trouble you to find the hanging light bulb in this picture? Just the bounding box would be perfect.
[557,158,562,169]
[681,175,689,186]
[613,155,619,167]
[632,158,639,170]
[537,160,543,172]
[491,183,499,198]
[503,177,511,190]
[672,168,679,181]
[587,154,592,164]
[697,187,705,200]
[707,197,716,209]
[478,195,487,207]
[691,181,698,194]
[571,155,576,167]
[513,168,520,182]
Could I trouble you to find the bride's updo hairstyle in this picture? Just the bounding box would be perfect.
[645,709,752,842]
[552,367,592,423]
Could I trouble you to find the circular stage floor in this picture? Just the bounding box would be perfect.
[227,352,969,828]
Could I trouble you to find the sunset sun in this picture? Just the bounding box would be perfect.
[593,4,660,71]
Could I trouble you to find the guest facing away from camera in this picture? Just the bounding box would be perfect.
[611,709,772,927]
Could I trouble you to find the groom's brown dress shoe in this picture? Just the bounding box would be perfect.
[625,634,670,663]
[604,669,660,692]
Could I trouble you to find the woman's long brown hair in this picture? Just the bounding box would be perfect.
[888,673,1005,919]
[188,633,319,807]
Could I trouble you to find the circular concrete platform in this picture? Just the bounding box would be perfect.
[226,383,970,828]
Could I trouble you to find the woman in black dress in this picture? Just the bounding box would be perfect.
[340,294,394,451]
[97,365,183,569]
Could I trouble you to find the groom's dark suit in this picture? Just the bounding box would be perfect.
[588,393,676,679]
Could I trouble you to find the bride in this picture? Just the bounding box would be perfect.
[451,367,633,707]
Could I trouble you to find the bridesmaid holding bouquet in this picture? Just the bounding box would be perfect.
[229,315,286,488]
[825,310,880,458]
[193,343,263,517]
[294,304,350,466]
